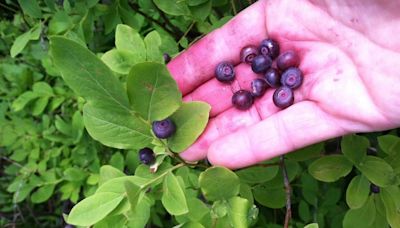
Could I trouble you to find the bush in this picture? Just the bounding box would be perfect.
[1,1,399,227]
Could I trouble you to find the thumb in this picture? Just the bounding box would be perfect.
[207,101,346,169]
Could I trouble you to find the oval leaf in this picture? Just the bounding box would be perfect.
[236,166,279,184]
[168,102,210,152]
[356,156,396,187]
[308,155,353,182]
[341,134,369,165]
[343,196,376,228]
[127,62,181,121]
[67,192,124,226]
[346,175,369,209]
[50,37,152,149]
[380,187,400,227]
[153,0,190,16]
[378,135,400,156]
[99,165,126,186]
[115,24,146,61]
[161,172,188,215]
[199,166,240,201]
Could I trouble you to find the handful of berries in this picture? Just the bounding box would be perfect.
[215,38,303,110]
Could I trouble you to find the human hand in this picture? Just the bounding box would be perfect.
[167,0,400,169]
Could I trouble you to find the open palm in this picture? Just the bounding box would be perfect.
[167,0,400,169]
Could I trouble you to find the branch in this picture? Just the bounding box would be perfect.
[127,2,176,37]
[280,155,292,228]
[152,0,183,37]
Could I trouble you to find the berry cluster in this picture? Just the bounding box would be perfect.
[215,38,303,110]
[138,118,176,165]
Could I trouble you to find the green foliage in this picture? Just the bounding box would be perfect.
[1,1,400,227]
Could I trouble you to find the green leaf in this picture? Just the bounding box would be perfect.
[31,184,56,203]
[48,11,73,35]
[341,134,369,165]
[380,187,400,227]
[286,142,323,161]
[127,62,181,121]
[94,215,127,228]
[188,0,209,6]
[343,196,376,228]
[308,155,353,182]
[31,96,49,116]
[304,223,319,228]
[11,24,41,57]
[378,135,400,156]
[299,200,311,222]
[33,82,54,96]
[168,102,211,152]
[199,166,240,201]
[115,24,146,61]
[189,1,212,21]
[227,196,250,228]
[236,166,279,184]
[110,152,125,171]
[83,103,152,149]
[124,181,143,212]
[126,196,151,228]
[176,198,210,223]
[161,172,189,215]
[12,91,39,112]
[346,175,369,209]
[153,0,191,16]
[356,156,396,187]
[97,176,150,194]
[101,49,137,74]
[182,222,206,228]
[18,0,42,18]
[50,37,128,108]
[144,31,163,62]
[67,192,124,226]
[99,165,126,186]
[239,184,254,204]
[50,37,153,149]
[252,185,286,208]
[64,167,86,182]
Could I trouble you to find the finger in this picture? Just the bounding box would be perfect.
[183,63,258,117]
[167,0,267,95]
[179,106,261,161]
[183,63,307,117]
[207,101,348,169]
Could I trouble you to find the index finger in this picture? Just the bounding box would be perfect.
[167,0,267,95]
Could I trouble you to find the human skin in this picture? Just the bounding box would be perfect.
[166,0,400,169]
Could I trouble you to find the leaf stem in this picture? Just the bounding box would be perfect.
[0,2,18,13]
[280,155,292,228]
[231,0,237,15]
[178,21,195,45]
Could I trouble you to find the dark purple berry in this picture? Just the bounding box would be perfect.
[277,50,300,71]
[370,183,380,194]
[240,45,258,64]
[281,67,303,89]
[251,78,268,97]
[273,86,294,109]
[251,55,272,74]
[139,148,156,165]
[259,38,280,59]
[163,53,171,63]
[264,68,281,88]
[232,90,254,110]
[152,118,176,139]
[215,62,235,83]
